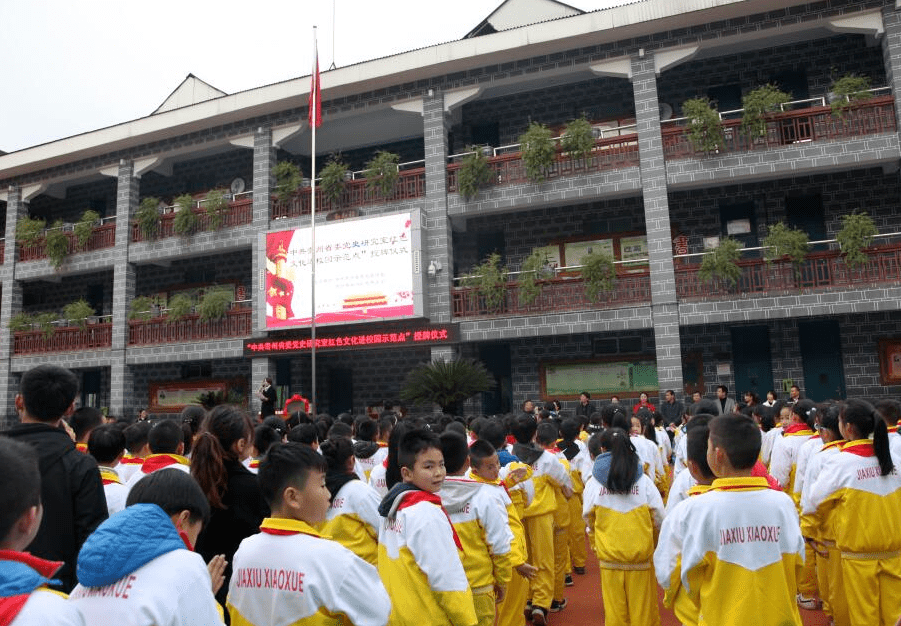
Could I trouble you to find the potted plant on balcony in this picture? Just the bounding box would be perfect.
[63,299,95,330]
[836,211,878,269]
[129,296,154,321]
[34,312,57,339]
[519,122,556,183]
[274,161,302,203]
[830,73,872,118]
[463,253,507,313]
[518,249,551,306]
[44,220,70,270]
[136,197,161,240]
[319,157,349,206]
[204,189,229,230]
[682,97,723,154]
[198,287,232,321]
[561,117,595,165]
[173,194,199,237]
[699,237,742,288]
[16,216,46,247]
[740,84,791,140]
[580,250,616,302]
[9,312,33,333]
[399,358,494,415]
[364,151,400,198]
[763,222,809,282]
[74,210,101,248]
[457,146,492,200]
[165,294,193,321]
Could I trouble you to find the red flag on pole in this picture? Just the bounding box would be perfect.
[309,40,322,128]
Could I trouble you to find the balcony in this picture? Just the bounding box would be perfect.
[128,307,252,346]
[446,133,640,195]
[272,166,426,220]
[662,94,896,160]
[675,242,901,301]
[13,323,112,355]
[131,194,253,242]
[18,222,116,262]
[452,273,651,319]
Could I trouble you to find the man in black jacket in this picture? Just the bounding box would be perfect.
[1,364,108,592]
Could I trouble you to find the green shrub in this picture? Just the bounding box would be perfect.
[463,253,507,313]
[173,194,199,236]
[63,299,95,330]
[16,217,46,246]
[319,158,349,206]
[581,251,616,302]
[831,74,872,118]
[166,294,193,321]
[136,198,161,240]
[44,220,70,270]
[199,287,232,321]
[364,151,400,197]
[682,97,723,153]
[274,161,302,202]
[561,117,595,162]
[699,238,742,287]
[836,211,878,269]
[518,122,556,183]
[74,210,100,247]
[741,85,791,139]
[204,189,229,230]
[457,147,492,200]
[129,296,154,321]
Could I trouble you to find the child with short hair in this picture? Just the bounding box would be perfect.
[536,421,571,612]
[125,419,190,491]
[118,421,152,484]
[667,414,805,625]
[0,438,85,625]
[556,418,590,578]
[378,428,476,626]
[439,433,513,626]
[87,424,129,517]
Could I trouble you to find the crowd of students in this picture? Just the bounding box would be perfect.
[1,364,900,626]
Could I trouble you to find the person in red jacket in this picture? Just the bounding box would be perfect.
[632,392,656,415]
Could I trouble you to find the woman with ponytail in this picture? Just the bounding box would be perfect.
[584,427,664,626]
[192,405,269,610]
[318,437,381,565]
[803,398,901,625]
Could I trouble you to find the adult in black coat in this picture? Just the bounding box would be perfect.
[0,365,108,592]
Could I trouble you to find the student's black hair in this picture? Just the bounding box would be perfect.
[818,402,842,438]
[355,416,378,442]
[287,423,319,446]
[685,416,714,480]
[71,407,103,442]
[439,431,469,474]
[385,421,410,490]
[609,407,631,432]
[635,408,656,442]
[262,415,287,436]
[319,436,355,473]
[841,398,894,476]
[791,399,817,430]
[378,414,396,441]
[0,438,41,541]
[536,408,551,422]
[587,432,604,458]
[327,422,353,440]
[874,398,901,428]
[559,418,580,443]
[254,423,283,457]
[396,428,442,472]
[124,420,152,454]
[708,415,761,470]
[478,420,507,450]
[180,405,206,436]
[587,411,603,434]
[468,439,497,469]
[88,424,127,465]
[753,404,775,431]
[511,414,538,444]
[444,420,467,437]
[148,418,184,455]
[599,428,640,493]
[692,398,720,417]
[191,405,253,509]
[127,467,211,525]
[19,364,79,423]
[535,420,559,446]
[468,416,487,437]
[257,442,327,508]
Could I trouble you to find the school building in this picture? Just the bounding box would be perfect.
[1,0,900,423]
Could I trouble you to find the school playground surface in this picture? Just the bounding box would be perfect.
[554,543,830,626]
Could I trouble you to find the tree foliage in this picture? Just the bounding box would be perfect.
[400,358,495,415]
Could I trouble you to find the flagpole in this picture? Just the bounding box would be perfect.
[310,26,318,416]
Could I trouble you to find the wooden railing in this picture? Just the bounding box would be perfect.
[13,323,112,355]
[447,134,640,194]
[675,242,901,300]
[0,240,4,264]
[452,273,651,318]
[131,196,253,242]
[128,307,252,346]
[662,95,897,159]
[272,167,426,219]
[18,223,116,262]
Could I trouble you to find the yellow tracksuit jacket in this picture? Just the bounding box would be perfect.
[320,478,382,565]
[769,425,817,501]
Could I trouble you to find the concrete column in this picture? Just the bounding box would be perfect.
[883,6,901,127]
[631,55,684,400]
[252,127,275,337]
[110,160,138,418]
[423,92,454,324]
[0,186,27,425]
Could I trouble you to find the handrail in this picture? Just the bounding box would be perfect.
[453,257,649,283]
[449,123,641,161]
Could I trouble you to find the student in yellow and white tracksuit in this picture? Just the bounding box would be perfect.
[802,399,901,626]
[511,415,572,624]
[494,459,535,626]
[536,422,571,610]
[227,443,390,626]
[378,428,476,626]
[369,458,389,498]
[319,437,382,565]
[556,418,591,578]
[584,428,664,626]
[668,415,805,626]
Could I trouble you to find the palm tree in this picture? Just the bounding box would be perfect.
[400,358,494,415]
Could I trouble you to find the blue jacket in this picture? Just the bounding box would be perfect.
[592,451,642,490]
[76,504,186,588]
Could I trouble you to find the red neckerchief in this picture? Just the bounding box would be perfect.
[820,439,845,452]
[99,467,121,485]
[0,551,63,626]
[783,423,815,436]
[397,491,463,551]
[119,454,144,465]
[841,439,875,457]
[888,425,898,434]
[258,518,324,538]
[751,460,781,490]
[505,435,516,446]
[75,442,88,453]
[381,457,389,468]
[141,453,189,474]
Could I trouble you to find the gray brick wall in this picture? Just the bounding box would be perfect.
[883,6,901,128]
[424,92,454,324]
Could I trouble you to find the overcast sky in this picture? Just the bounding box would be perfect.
[1,0,628,154]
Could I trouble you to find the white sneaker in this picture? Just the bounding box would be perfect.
[796,593,821,610]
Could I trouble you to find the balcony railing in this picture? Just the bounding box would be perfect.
[18,222,116,262]
[447,133,640,195]
[675,242,901,300]
[452,272,651,318]
[662,94,896,159]
[0,239,4,264]
[272,166,427,220]
[128,307,252,346]
[131,196,253,242]
[13,323,113,355]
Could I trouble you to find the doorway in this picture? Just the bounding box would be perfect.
[328,367,354,415]
[479,343,512,415]
[798,320,846,401]
[730,326,775,402]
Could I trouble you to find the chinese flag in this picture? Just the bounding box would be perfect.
[309,40,322,128]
